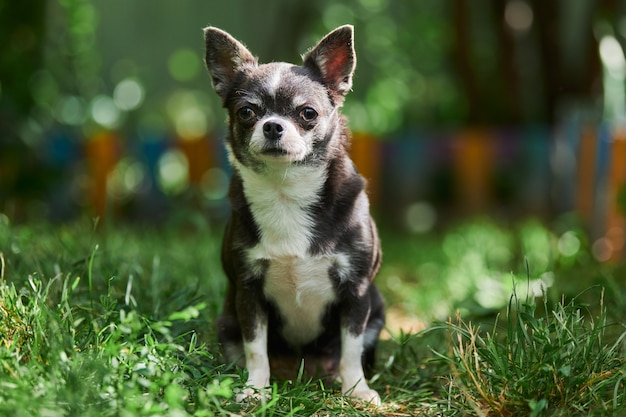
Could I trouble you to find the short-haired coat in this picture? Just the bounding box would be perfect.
[203,25,385,405]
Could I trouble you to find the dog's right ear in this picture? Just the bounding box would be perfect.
[203,27,257,100]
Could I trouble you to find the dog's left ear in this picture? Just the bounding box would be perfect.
[303,25,356,103]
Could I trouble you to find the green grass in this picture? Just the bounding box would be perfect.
[436,289,626,416]
[0,216,625,416]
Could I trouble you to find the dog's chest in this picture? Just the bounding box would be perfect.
[239,164,345,345]
[262,254,340,345]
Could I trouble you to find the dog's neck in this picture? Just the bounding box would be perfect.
[228,148,328,257]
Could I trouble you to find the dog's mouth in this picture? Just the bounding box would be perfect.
[260,146,289,157]
[257,144,305,163]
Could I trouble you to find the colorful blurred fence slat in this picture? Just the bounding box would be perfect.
[85,131,120,218]
[606,127,626,262]
[453,129,492,213]
[177,136,214,186]
[522,127,551,214]
[577,125,597,226]
[135,134,169,194]
[381,132,429,220]
[351,133,382,204]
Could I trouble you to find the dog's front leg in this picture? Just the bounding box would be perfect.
[340,298,381,406]
[236,291,270,402]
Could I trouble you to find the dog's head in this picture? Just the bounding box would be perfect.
[203,25,356,170]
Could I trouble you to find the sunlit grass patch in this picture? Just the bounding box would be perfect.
[378,217,608,330]
[0,218,625,416]
[0,272,235,417]
[436,287,626,416]
[0,279,35,360]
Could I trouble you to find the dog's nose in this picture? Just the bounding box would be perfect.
[263,121,284,141]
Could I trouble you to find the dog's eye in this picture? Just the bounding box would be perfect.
[300,107,318,122]
[237,107,256,121]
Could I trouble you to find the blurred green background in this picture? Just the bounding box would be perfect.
[1,0,626,259]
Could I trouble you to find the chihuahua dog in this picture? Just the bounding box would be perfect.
[203,25,384,405]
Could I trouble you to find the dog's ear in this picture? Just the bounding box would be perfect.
[203,27,257,100]
[303,25,356,103]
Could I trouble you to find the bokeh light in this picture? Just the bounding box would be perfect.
[107,158,146,201]
[599,35,626,120]
[175,107,208,140]
[168,48,201,82]
[166,90,213,140]
[475,277,508,309]
[592,237,613,262]
[157,149,189,195]
[504,0,534,33]
[599,35,626,78]
[113,78,145,111]
[55,95,88,126]
[90,95,121,128]
[201,168,229,200]
[557,231,581,257]
[405,202,437,234]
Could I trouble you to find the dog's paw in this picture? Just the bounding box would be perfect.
[349,389,382,406]
[235,387,271,403]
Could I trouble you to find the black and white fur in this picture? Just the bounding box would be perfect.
[203,25,384,405]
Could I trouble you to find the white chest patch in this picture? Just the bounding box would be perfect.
[232,158,351,345]
[234,158,327,256]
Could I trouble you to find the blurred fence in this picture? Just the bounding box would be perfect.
[10,122,626,261]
